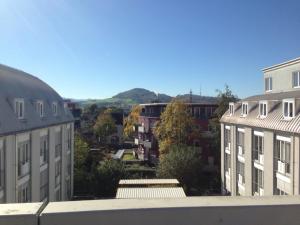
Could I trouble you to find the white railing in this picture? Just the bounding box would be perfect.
[238,174,244,185]
[278,160,286,174]
[225,143,231,154]
[259,154,264,165]
[259,188,264,196]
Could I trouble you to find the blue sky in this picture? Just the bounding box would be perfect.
[0,0,300,99]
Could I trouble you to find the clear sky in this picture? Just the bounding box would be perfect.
[0,0,300,99]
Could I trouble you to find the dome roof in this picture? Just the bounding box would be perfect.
[0,64,74,136]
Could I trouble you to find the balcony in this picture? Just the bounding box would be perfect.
[134,138,142,145]
[143,140,152,148]
[18,162,30,177]
[3,196,300,225]
[138,126,145,133]
[225,143,231,154]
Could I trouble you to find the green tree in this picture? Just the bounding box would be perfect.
[209,85,238,164]
[93,159,126,197]
[154,100,198,155]
[93,109,117,144]
[74,133,90,195]
[157,145,202,193]
[123,105,141,139]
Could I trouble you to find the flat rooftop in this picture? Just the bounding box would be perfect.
[119,179,179,185]
[116,187,186,199]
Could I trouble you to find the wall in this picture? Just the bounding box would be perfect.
[264,61,300,94]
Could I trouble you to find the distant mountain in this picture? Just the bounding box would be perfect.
[75,88,218,110]
[113,88,172,104]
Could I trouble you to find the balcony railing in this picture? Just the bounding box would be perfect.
[3,196,300,225]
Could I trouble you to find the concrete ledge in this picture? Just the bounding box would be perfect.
[39,196,300,225]
[0,202,42,225]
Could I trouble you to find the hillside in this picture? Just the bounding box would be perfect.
[76,88,218,109]
[113,88,172,103]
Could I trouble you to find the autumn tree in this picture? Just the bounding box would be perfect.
[154,100,199,155]
[123,105,141,139]
[93,109,117,144]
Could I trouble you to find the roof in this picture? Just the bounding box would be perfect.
[140,102,218,107]
[262,57,300,73]
[116,187,186,199]
[220,90,300,134]
[119,179,179,185]
[0,64,74,136]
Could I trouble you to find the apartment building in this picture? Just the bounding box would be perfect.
[135,102,217,164]
[221,57,300,196]
[0,64,74,203]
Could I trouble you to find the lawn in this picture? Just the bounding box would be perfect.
[122,153,136,161]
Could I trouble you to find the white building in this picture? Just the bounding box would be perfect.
[0,64,74,203]
[221,57,300,196]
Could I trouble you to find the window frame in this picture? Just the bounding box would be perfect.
[259,101,268,118]
[292,71,300,88]
[241,102,248,117]
[282,99,295,120]
[14,98,25,119]
[229,103,234,116]
[265,77,273,92]
[52,102,58,116]
[36,100,44,117]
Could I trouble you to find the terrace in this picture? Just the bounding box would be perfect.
[2,196,300,225]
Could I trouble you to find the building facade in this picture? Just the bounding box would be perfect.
[135,102,217,164]
[0,64,74,203]
[221,57,300,196]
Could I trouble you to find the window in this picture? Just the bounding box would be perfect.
[224,126,231,150]
[0,141,4,189]
[40,136,48,165]
[253,132,264,163]
[237,161,245,185]
[253,168,264,195]
[283,99,295,119]
[275,136,291,176]
[67,128,72,152]
[241,103,248,117]
[40,170,48,201]
[36,100,44,117]
[292,71,300,88]
[229,103,234,115]
[17,141,30,177]
[265,77,272,92]
[52,102,58,116]
[55,160,62,187]
[15,99,25,119]
[259,101,267,118]
[237,129,245,156]
[18,182,30,203]
[55,131,62,158]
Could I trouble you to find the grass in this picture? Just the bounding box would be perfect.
[122,153,136,161]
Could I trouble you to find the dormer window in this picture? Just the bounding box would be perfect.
[15,98,25,119]
[259,101,267,118]
[229,103,234,116]
[241,103,248,117]
[36,100,44,117]
[292,71,300,88]
[283,99,295,120]
[52,102,58,116]
[265,77,273,92]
